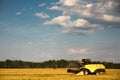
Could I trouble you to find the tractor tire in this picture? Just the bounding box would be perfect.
[96,72,100,75]
[84,70,89,75]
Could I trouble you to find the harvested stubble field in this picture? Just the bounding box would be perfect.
[0,68,120,80]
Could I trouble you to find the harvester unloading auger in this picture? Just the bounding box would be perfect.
[67,59,105,75]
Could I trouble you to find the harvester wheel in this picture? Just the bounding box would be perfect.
[84,70,89,75]
[96,72,100,75]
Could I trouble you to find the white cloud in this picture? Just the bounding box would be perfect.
[44,15,71,26]
[84,1,120,22]
[48,6,62,10]
[35,12,50,18]
[44,15,103,35]
[67,48,88,54]
[59,0,79,6]
[44,15,102,28]
[16,12,22,15]
[100,14,120,22]
[50,0,120,22]
[38,3,46,7]
[86,4,93,8]
[45,0,120,35]
[72,19,90,27]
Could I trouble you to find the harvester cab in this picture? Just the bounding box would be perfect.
[67,59,105,75]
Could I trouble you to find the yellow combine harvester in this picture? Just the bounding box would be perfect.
[67,59,105,75]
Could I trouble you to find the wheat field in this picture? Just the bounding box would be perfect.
[0,68,120,80]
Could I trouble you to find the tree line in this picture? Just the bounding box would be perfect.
[0,59,120,69]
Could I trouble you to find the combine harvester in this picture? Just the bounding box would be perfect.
[67,59,105,75]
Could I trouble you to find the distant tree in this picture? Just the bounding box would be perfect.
[0,59,120,69]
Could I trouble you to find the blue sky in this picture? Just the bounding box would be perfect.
[0,0,120,63]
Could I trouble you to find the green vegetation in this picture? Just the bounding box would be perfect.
[0,59,120,69]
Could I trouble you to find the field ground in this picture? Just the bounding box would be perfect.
[0,68,120,80]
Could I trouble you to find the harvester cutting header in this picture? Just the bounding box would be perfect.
[67,59,105,75]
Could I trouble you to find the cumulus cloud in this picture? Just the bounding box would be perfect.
[100,14,120,22]
[16,12,22,15]
[59,0,79,6]
[44,15,103,35]
[45,0,120,35]
[44,15,71,26]
[35,12,50,18]
[51,1,119,21]
[67,48,88,54]
[44,16,101,28]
